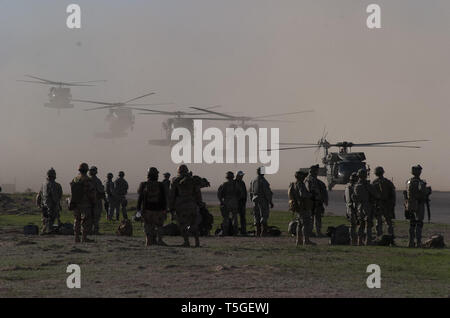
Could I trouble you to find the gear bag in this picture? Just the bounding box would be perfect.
[116,219,133,236]
[327,225,350,245]
[424,234,445,248]
[23,224,39,235]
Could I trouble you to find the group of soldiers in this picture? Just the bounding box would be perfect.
[288,164,329,246]
[343,164,430,247]
[36,161,430,248]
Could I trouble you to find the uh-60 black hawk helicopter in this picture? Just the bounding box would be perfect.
[18,75,105,114]
[72,91,171,139]
[135,106,314,146]
[273,135,428,190]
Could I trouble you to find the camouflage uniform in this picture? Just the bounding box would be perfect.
[344,174,358,245]
[39,170,63,234]
[406,165,428,248]
[235,172,248,235]
[217,172,241,236]
[288,171,315,245]
[137,168,167,246]
[113,173,129,220]
[169,165,202,247]
[372,173,396,237]
[304,167,328,237]
[105,174,116,221]
[249,168,273,237]
[89,167,105,235]
[162,173,172,217]
[352,170,379,245]
[70,164,96,243]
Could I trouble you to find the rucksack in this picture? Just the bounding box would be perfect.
[58,223,74,236]
[327,225,350,245]
[424,234,445,248]
[116,219,133,236]
[376,235,395,246]
[23,224,39,235]
[161,222,180,236]
[144,181,161,204]
[266,226,281,237]
[198,205,214,236]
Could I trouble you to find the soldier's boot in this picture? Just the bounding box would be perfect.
[74,233,81,243]
[182,236,190,247]
[261,224,268,237]
[81,230,94,243]
[145,235,153,246]
[194,235,200,248]
[256,224,261,237]
[358,236,365,246]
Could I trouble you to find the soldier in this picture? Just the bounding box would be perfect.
[352,169,379,246]
[162,172,172,218]
[288,170,315,246]
[305,164,328,237]
[249,167,274,237]
[344,172,359,245]
[169,165,203,247]
[406,165,428,248]
[372,166,396,239]
[137,167,167,246]
[70,163,96,243]
[105,173,116,221]
[38,168,63,234]
[88,166,106,235]
[235,171,248,235]
[113,171,129,220]
[217,171,241,236]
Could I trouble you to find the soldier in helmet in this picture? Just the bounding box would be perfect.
[70,163,96,243]
[105,173,116,221]
[38,168,63,234]
[344,172,359,245]
[352,169,379,245]
[217,171,241,236]
[372,166,396,239]
[288,170,315,246]
[137,167,167,246]
[304,164,328,237]
[406,165,429,248]
[169,164,203,247]
[113,171,129,220]
[88,166,106,235]
[249,167,274,237]
[235,171,248,235]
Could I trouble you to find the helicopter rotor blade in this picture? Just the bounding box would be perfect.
[349,140,429,147]
[362,145,422,148]
[124,92,156,104]
[17,80,54,85]
[24,75,57,84]
[260,146,320,152]
[72,99,116,106]
[250,109,314,120]
[190,107,237,119]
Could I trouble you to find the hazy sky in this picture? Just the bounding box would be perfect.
[1,0,450,192]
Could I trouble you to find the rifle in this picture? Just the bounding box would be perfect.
[425,186,432,223]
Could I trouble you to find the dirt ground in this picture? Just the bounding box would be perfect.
[0,224,449,298]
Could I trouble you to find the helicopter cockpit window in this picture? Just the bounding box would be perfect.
[337,162,366,176]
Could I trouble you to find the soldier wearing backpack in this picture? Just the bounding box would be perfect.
[137,167,167,246]
[70,163,96,243]
[217,171,241,236]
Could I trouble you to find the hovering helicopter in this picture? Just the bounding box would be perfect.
[18,75,105,112]
[72,92,166,139]
[273,134,429,190]
[136,106,314,146]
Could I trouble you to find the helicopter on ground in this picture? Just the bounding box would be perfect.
[18,75,105,113]
[72,92,166,138]
[273,134,429,190]
[136,106,314,146]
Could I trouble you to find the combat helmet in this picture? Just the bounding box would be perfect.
[118,171,125,178]
[107,172,113,179]
[357,168,367,178]
[349,172,358,182]
[226,171,234,179]
[177,164,189,175]
[374,166,384,176]
[295,170,307,179]
[47,168,56,178]
[79,163,89,173]
[147,167,159,176]
[89,166,98,175]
